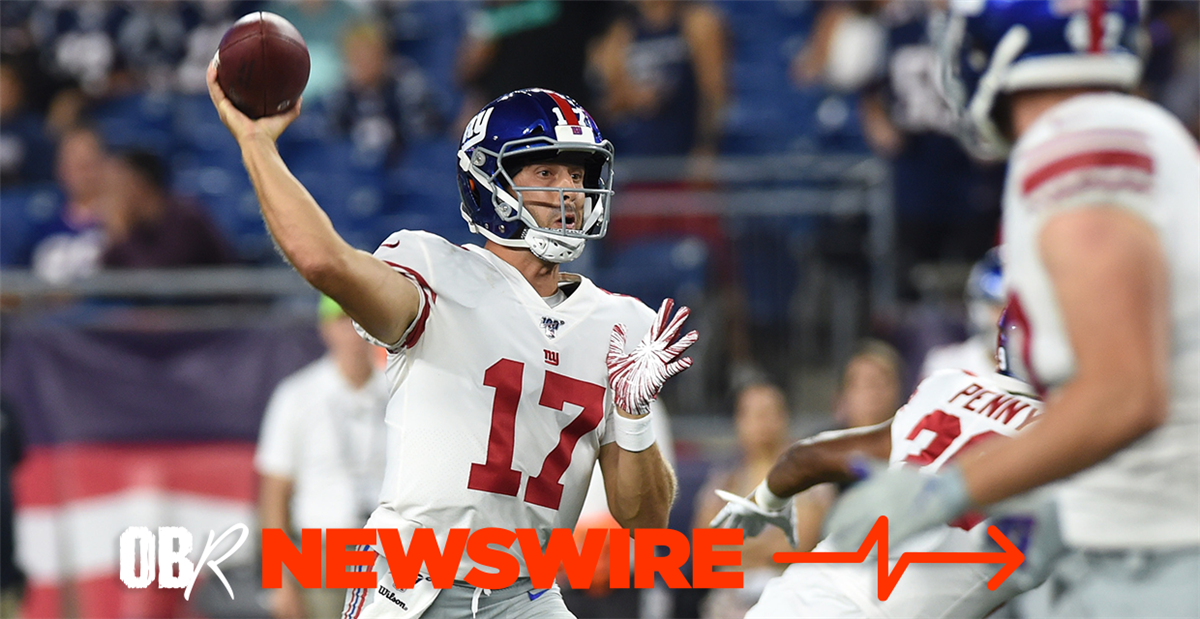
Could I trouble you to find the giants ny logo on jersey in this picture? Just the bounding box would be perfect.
[540,316,565,339]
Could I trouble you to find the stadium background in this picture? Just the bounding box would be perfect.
[0,1,1195,617]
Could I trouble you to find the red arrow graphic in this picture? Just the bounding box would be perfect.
[773,516,1025,601]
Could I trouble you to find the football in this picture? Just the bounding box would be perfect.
[216,12,310,119]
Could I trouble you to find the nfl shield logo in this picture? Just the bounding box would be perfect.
[571,126,582,135]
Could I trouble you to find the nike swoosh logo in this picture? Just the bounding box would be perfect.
[528,589,548,601]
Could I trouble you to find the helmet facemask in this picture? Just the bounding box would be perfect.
[940,14,1030,161]
[464,135,614,263]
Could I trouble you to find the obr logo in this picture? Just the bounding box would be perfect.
[119,524,249,600]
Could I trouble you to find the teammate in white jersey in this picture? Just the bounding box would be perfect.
[712,342,1044,617]
[207,63,697,618]
[826,2,1200,616]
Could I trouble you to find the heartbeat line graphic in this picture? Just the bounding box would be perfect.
[774,517,1025,601]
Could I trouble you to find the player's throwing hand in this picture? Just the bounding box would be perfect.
[206,57,301,144]
[607,298,698,416]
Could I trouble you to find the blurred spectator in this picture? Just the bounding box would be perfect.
[1,400,25,619]
[456,1,616,123]
[790,1,884,93]
[0,58,55,185]
[26,1,136,98]
[834,339,903,430]
[29,125,110,283]
[113,0,203,93]
[590,0,727,158]
[865,1,1003,295]
[797,0,1002,299]
[919,248,1004,379]
[101,149,234,268]
[1142,1,1200,138]
[693,382,810,619]
[325,20,442,165]
[269,0,364,103]
[174,1,264,94]
[255,296,388,619]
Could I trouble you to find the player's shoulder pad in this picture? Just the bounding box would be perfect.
[909,368,977,400]
[371,230,489,307]
[590,284,658,339]
[1014,93,1165,207]
[978,371,1040,400]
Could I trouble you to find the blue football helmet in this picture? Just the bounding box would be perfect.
[457,89,614,263]
[967,247,1005,339]
[996,303,1032,386]
[941,0,1144,159]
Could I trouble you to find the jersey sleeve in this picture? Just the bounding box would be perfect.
[1014,99,1157,223]
[354,230,455,352]
[254,379,304,478]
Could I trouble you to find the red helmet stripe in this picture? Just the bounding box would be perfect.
[546,92,580,125]
[1088,0,1105,53]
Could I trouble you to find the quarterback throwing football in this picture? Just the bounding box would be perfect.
[208,61,695,618]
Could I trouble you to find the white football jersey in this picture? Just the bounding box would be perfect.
[355,231,655,580]
[1003,93,1200,548]
[749,370,1042,619]
[919,336,998,381]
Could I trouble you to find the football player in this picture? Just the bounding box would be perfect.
[825,2,1200,616]
[919,248,1005,379]
[711,316,1047,618]
[207,63,696,618]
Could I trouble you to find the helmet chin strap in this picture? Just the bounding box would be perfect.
[525,229,586,263]
[463,210,587,263]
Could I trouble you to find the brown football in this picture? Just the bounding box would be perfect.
[216,12,310,119]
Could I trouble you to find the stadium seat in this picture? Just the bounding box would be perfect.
[594,236,709,308]
[92,93,176,156]
[173,94,231,154]
[0,184,64,266]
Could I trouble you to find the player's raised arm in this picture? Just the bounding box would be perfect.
[206,60,419,345]
[766,421,892,499]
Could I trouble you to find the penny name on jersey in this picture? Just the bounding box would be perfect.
[949,382,1041,429]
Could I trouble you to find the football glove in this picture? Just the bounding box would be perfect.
[607,298,698,416]
[825,460,971,551]
[710,487,799,548]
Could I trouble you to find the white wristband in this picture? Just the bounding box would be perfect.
[754,480,790,512]
[612,413,656,452]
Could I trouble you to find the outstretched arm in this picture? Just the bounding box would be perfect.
[709,421,891,545]
[206,61,420,346]
[766,421,893,499]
